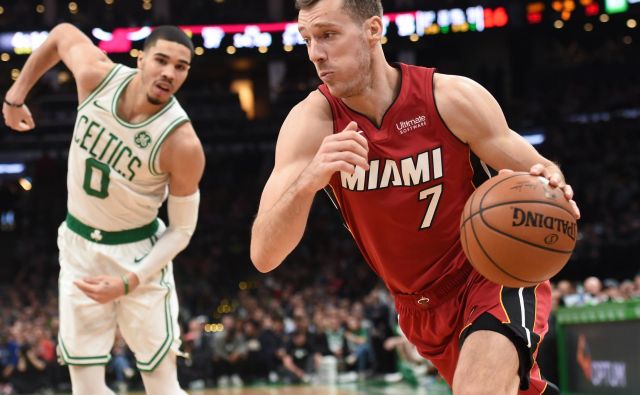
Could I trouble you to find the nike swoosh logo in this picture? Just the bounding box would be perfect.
[134,253,148,263]
[93,100,109,112]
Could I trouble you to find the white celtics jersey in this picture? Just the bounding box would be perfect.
[67,64,190,231]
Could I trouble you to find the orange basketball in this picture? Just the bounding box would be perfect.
[459,171,577,288]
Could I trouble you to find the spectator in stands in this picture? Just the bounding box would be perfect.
[383,326,432,387]
[212,315,246,387]
[317,309,348,370]
[584,276,606,305]
[0,333,12,394]
[344,315,374,374]
[556,280,575,304]
[238,319,267,383]
[619,280,637,301]
[33,326,55,393]
[5,328,47,394]
[257,314,286,382]
[109,333,135,393]
[178,316,212,389]
[281,329,319,384]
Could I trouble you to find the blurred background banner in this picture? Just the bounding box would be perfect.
[557,301,640,394]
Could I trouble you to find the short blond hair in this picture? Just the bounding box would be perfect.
[295,0,383,23]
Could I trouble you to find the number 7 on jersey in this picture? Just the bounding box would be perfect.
[418,184,442,229]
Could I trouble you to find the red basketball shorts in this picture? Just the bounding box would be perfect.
[394,263,554,394]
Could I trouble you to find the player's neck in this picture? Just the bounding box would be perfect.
[341,60,400,127]
[116,76,166,124]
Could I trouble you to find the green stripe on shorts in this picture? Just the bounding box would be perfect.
[58,335,111,366]
[136,267,175,372]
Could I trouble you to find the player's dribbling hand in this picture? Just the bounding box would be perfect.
[298,121,369,193]
[2,97,36,132]
[500,166,580,219]
[74,275,132,304]
[528,163,580,219]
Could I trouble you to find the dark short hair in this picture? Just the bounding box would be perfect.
[143,25,194,58]
[295,0,382,23]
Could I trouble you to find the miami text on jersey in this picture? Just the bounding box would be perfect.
[340,147,443,191]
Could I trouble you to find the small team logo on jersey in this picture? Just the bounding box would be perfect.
[134,131,152,149]
[90,229,103,242]
[395,114,427,135]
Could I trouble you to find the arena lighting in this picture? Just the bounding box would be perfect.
[0,6,512,55]
[233,26,272,49]
[391,6,492,36]
[0,31,48,55]
[606,0,629,13]
[91,27,113,42]
[202,26,225,49]
[18,177,32,191]
[538,0,600,23]
[585,3,600,16]
[282,23,305,46]
[527,2,545,24]
[0,163,25,175]
[127,26,151,41]
[522,133,546,146]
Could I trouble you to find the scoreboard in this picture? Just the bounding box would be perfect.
[0,0,637,55]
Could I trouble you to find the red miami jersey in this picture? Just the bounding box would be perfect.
[320,64,478,294]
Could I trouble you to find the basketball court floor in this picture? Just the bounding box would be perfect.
[119,382,452,395]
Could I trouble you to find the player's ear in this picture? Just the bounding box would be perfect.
[137,50,145,68]
[365,16,383,46]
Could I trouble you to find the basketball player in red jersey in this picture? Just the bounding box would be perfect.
[251,0,580,394]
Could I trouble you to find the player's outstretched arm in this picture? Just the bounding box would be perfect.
[250,91,369,273]
[74,123,205,303]
[3,23,113,131]
[434,73,580,219]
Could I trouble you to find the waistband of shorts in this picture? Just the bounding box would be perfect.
[393,262,473,310]
[65,213,159,245]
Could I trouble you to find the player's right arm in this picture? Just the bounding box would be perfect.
[3,23,113,131]
[250,91,369,273]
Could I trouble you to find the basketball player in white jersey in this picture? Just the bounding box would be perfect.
[3,24,204,395]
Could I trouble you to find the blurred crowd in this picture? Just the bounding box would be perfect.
[553,275,640,308]
[1,269,639,393]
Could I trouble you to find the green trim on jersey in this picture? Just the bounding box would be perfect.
[148,117,190,176]
[57,335,111,366]
[111,72,177,129]
[136,267,174,372]
[77,64,122,111]
[65,213,159,245]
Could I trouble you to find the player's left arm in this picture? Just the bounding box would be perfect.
[75,122,205,303]
[127,122,205,287]
[434,73,580,219]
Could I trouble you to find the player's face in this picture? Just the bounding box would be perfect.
[138,39,191,105]
[298,0,373,98]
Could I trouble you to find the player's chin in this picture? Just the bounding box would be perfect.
[326,84,350,99]
[146,93,169,106]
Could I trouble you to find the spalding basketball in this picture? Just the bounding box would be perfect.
[460,171,577,288]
